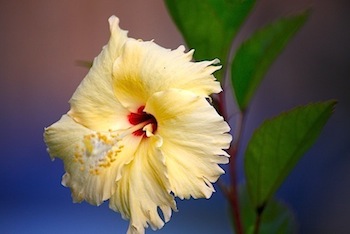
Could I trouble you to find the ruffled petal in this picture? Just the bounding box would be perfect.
[45,15,231,234]
[112,39,222,112]
[109,134,176,234]
[144,89,232,199]
[44,114,141,205]
[69,16,130,131]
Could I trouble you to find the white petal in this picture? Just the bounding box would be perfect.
[44,114,141,205]
[112,39,222,112]
[69,16,130,131]
[109,135,176,234]
[144,89,232,199]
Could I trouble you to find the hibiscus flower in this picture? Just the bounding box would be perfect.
[44,15,232,234]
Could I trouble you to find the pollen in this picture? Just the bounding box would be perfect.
[73,131,123,176]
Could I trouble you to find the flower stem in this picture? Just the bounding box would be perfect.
[228,144,244,234]
[229,112,245,234]
[218,91,245,234]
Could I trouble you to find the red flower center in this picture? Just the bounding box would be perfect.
[127,106,157,136]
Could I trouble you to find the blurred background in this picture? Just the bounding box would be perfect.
[0,0,349,233]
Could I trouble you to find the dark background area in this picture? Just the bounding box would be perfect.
[0,0,349,233]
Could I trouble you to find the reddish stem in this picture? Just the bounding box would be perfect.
[218,91,245,234]
[228,145,244,234]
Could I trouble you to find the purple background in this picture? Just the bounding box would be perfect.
[1,0,349,233]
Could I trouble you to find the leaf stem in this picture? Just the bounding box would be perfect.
[253,213,262,234]
[253,205,265,234]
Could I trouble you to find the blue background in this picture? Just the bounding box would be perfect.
[1,0,349,233]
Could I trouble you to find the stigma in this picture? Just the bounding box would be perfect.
[127,106,158,137]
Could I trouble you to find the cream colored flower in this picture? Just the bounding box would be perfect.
[44,15,232,234]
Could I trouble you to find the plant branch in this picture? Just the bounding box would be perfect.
[253,213,262,234]
[218,89,245,234]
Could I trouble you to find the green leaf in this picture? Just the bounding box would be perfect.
[164,0,256,80]
[238,185,296,234]
[245,100,337,209]
[231,10,310,110]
